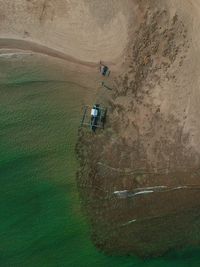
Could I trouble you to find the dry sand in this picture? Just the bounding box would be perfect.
[0,0,136,89]
[2,0,200,257]
[0,0,134,63]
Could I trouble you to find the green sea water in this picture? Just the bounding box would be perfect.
[0,54,200,267]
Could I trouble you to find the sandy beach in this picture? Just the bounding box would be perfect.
[2,0,200,259]
[0,1,135,62]
[0,0,136,91]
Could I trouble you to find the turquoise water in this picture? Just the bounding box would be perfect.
[0,55,200,266]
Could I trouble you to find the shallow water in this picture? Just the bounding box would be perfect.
[0,53,200,266]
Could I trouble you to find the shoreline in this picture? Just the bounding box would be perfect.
[0,38,100,67]
[0,38,125,92]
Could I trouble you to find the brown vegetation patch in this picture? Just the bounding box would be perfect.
[76,6,200,257]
